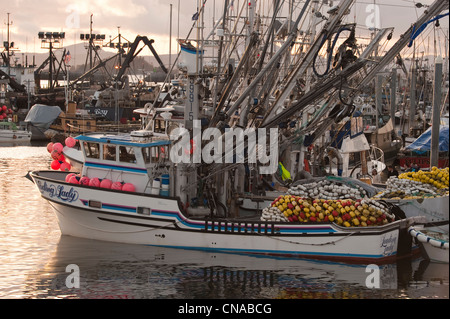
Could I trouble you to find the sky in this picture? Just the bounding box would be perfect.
[1,0,448,61]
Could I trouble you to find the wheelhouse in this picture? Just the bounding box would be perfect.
[76,132,172,194]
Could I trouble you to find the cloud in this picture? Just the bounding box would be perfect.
[1,0,448,57]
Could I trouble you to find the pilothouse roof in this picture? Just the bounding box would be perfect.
[75,132,171,148]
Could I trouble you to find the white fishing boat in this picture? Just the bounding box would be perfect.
[0,121,32,142]
[408,224,449,263]
[28,130,424,264]
[27,0,449,265]
[387,196,449,233]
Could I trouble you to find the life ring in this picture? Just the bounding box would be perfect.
[408,226,449,249]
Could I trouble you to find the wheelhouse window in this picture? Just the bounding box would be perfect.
[142,147,151,164]
[153,120,166,134]
[160,145,169,160]
[119,146,136,163]
[83,142,100,159]
[103,145,117,161]
[142,145,169,163]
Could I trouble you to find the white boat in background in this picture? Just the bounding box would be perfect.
[408,224,449,263]
[0,121,32,142]
[387,196,449,233]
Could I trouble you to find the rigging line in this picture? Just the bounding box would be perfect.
[408,12,450,48]
[144,0,209,127]
[388,26,433,63]
[255,229,359,246]
[355,1,424,8]
[279,1,316,70]
[412,0,420,20]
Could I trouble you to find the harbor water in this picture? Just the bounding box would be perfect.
[0,142,448,300]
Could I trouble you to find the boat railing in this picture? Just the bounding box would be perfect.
[369,145,385,164]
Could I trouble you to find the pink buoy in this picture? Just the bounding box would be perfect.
[111,181,123,190]
[47,142,54,153]
[52,142,64,153]
[65,136,76,148]
[60,162,71,172]
[51,149,63,160]
[69,175,80,184]
[79,176,90,186]
[122,183,135,192]
[89,177,100,188]
[65,173,76,182]
[51,160,61,170]
[100,179,112,189]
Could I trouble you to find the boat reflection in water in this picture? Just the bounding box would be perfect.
[25,235,448,299]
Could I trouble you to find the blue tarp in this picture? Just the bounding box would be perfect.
[405,125,449,152]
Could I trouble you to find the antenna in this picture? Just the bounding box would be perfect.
[4,13,13,75]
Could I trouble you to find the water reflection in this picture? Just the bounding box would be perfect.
[21,236,448,299]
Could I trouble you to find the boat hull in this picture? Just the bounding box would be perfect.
[408,226,449,263]
[423,243,449,263]
[30,170,420,264]
[388,196,449,233]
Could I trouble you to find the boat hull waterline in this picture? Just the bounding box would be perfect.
[30,170,419,264]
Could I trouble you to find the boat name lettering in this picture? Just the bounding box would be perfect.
[380,234,397,255]
[94,109,109,116]
[38,181,79,202]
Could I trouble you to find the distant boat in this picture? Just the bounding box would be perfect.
[24,104,62,141]
[0,121,32,142]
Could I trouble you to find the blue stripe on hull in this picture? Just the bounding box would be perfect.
[79,199,339,234]
[145,244,395,260]
[85,162,147,174]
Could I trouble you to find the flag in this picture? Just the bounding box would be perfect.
[64,51,71,64]
[230,0,234,12]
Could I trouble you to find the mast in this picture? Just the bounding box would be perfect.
[409,46,416,135]
[169,4,172,72]
[261,0,356,126]
[218,0,313,124]
[5,13,13,76]
[90,14,93,70]
[212,0,229,108]
[430,56,442,168]
[390,68,397,126]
